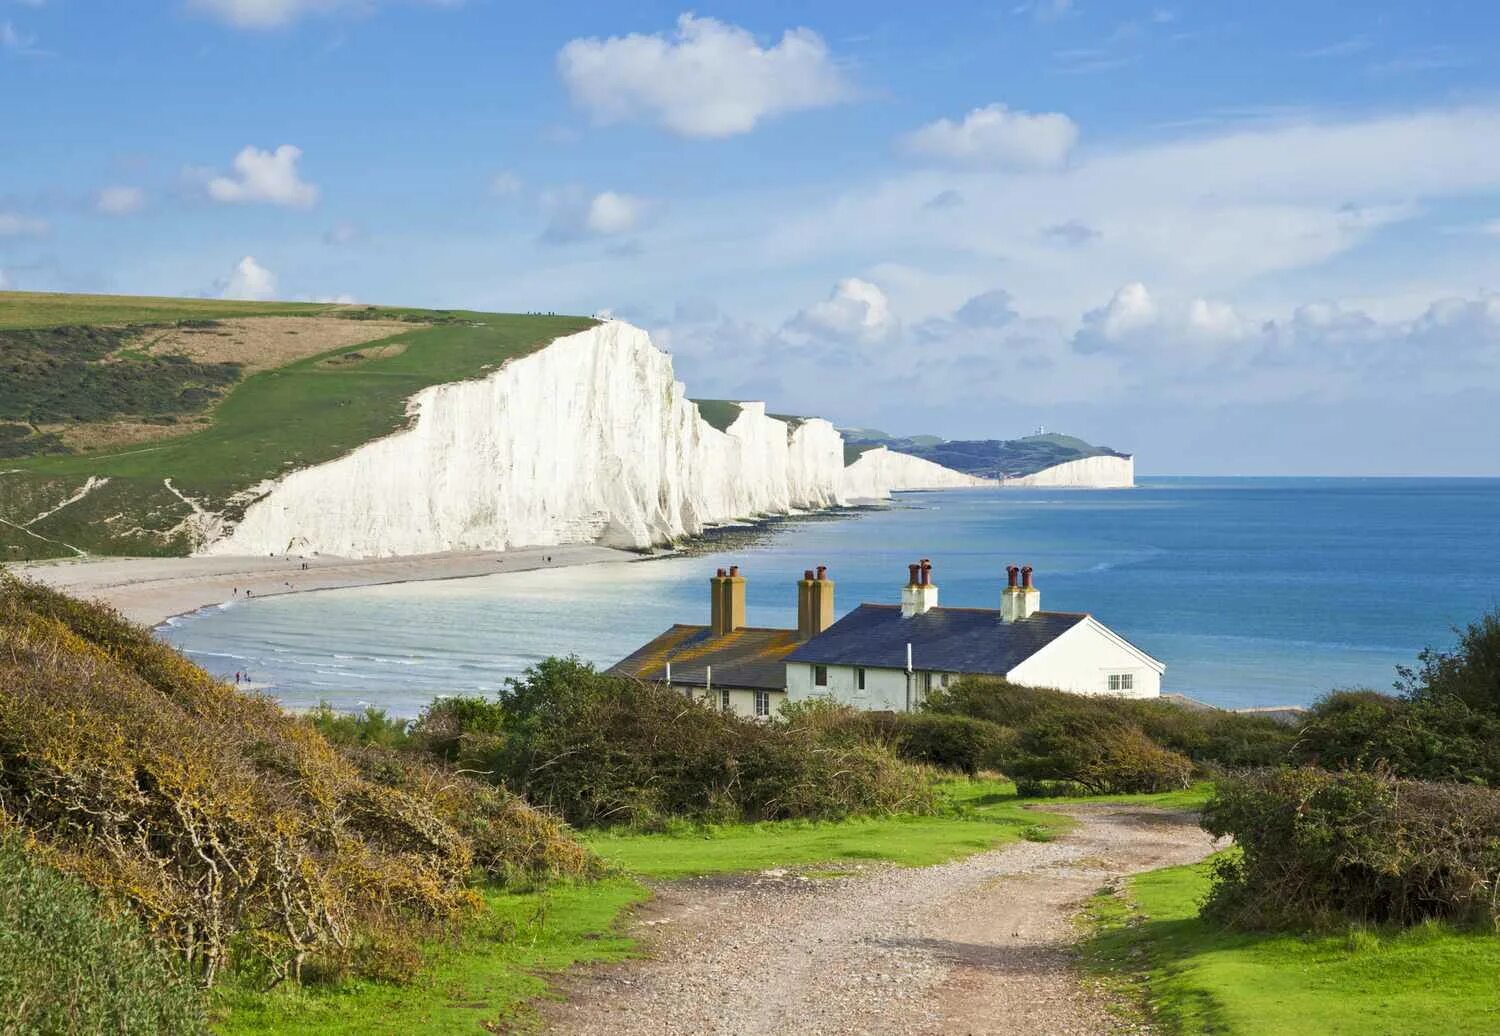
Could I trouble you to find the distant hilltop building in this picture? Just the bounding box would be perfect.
[609,561,1163,717]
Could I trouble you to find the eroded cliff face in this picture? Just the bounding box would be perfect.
[840,446,993,501]
[204,322,967,558]
[1001,454,1135,488]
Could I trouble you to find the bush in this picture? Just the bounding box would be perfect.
[0,839,205,1035]
[1202,768,1500,930]
[846,712,1018,776]
[484,657,935,828]
[410,694,508,763]
[1009,711,1195,794]
[1399,610,1500,713]
[1293,690,1500,785]
[307,702,413,749]
[0,576,591,986]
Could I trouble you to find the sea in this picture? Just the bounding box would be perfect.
[159,478,1500,717]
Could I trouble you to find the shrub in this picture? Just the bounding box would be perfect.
[1009,711,1194,794]
[846,712,1018,776]
[0,576,591,986]
[0,839,206,1035]
[410,694,508,763]
[1292,689,1500,785]
[487,657,935,828]
[1399,609,1500,713]
[307,702,413,749]
[1202,768,1500,930]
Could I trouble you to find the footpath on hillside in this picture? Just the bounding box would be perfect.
[546,804,1218,1036]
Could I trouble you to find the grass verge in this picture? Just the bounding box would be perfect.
[1084,855,1500,1035]
[214,878,647,1036]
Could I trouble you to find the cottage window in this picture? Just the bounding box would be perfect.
[721,689,731,712]
[856,667,866,691]
[1108,673,1134,692]
[754,690,770,717]
[940,673,951,688]
[814,665,828,687]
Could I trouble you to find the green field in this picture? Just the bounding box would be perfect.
[0,292,593,559]
[0,290,335,330]
[1085,856,1500,1035]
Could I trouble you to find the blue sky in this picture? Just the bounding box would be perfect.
[5,1,1500,474]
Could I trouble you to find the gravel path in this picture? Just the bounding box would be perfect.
[545,804,1218,1036]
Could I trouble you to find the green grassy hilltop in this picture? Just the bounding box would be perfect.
[0,291,593,560]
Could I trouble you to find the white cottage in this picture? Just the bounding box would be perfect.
[785,561,1163,710]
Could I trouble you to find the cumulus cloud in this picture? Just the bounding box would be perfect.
[1042,219,1099,245]
[95,186,145,216]
[541,188,647,243]
[786,278,898,343]
[0,211,48,237]
[206,145,319,207]
[557,13,853,138]
[187,0,460,30]
[215,255,277,300]
[901,103,1079,169]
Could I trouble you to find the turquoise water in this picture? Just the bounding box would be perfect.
[160,478,1500,716]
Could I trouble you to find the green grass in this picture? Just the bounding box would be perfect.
[2,297,594,557]
[0,290,335,329]
[1085,855,1500,1035]
[580,778,1205,879]
[215,878,647,1036]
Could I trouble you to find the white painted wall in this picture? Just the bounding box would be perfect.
[786,661,959,712]
[675,684,785,720]
[1005,617,1161,697]
[1001,455,1134,488]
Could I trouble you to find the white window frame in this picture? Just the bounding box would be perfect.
[814,664,828,687]
[754,689,770,717]
[1108,672,1135,692]
[721,688,731,712]
[856,666,866,692]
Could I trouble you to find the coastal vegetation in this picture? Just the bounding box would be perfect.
[0,291,593,560]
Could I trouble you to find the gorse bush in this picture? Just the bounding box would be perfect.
[0,576,591,986]
[1009,711,1195,794]
[0,839,206,1036]
[1291,610,1500,786]
[443,657,935,828]
[814,708,1018,776]
[1202,768,1500,930]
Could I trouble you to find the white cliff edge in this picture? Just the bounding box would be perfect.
[202,321,982,558]
[841,446,992,502]
[1001,454,1135,488]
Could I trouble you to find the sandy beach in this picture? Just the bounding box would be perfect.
[9,544,641,627]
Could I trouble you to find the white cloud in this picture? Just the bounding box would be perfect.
[541,188,647,242]
[490,171,523,197]
[1481,219,1500,236]
[787,278,898,343]
[1,19,44,55]
[215,255,277,300]
[0,211,48,236]
[323,220,362,245]
[557,13,853,139]
[187,0,460,30]
[206,145,319,207]
[95,186,146,216]
[901,103,1079,169]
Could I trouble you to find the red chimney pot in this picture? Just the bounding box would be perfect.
[1007,565,1019,588]
[729,565,740,577]
[716,568,727,578]
[908,563,920,586]
[1021,565,1033,589]
[816,565,827,580]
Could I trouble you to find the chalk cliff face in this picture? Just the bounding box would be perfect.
[840,446,993,500]
[205,322,972,558]
[1001,454,1135,488]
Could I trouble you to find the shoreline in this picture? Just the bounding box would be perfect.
[8,544,643,627]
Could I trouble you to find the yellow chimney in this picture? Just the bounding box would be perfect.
[713,564,746,636]
[797,565,836,640]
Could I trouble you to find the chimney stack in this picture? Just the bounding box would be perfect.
[1001,564,1040,622]
[901,559,940,617]
[711,565,747,636]
[797,565,836,640]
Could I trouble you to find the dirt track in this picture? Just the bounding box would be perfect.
[545,805,1218,1035]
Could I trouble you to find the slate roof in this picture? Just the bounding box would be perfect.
[607,625,802,691]
[785,604,1087,675]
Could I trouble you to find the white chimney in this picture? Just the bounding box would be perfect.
[901,559,939,617]
[1001,565,1040,622]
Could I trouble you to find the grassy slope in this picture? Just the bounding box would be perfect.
[0,290,334,329]
[0,293,594,559]
[220,779,1200,1034]
[1086,856,1500,1035]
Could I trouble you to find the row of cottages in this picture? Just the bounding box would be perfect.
[608,560,1164,718]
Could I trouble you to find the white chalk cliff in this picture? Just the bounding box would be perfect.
[204,322,984,558]
[1001,454,1135,488]
[841,446,992,501]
